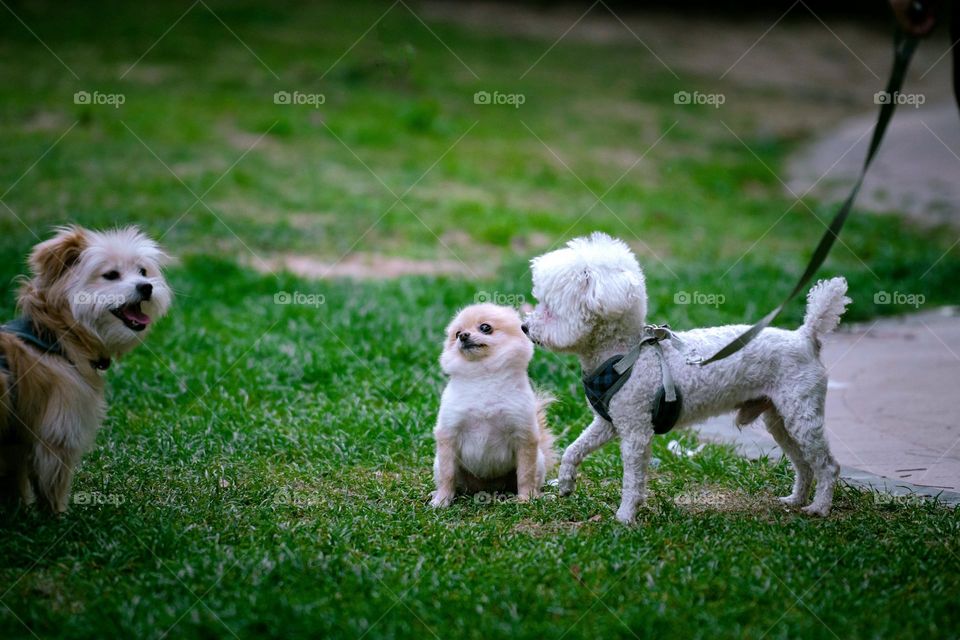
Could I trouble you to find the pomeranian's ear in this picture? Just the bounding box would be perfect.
[29,226,89,286]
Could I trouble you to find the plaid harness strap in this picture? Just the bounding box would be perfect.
[582,324,684,434]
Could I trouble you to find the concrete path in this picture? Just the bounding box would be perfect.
[788,101,960,227]
[695,308,960,506]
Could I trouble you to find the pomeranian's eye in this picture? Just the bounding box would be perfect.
[102,270,120,281]
[138,267,147,276]
[454,330,462,339]
[478,323,492,334]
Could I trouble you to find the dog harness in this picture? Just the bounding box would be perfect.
[582,324,684,434]
[0,317,111,374]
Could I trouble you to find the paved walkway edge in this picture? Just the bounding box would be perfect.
[695,419,960,509]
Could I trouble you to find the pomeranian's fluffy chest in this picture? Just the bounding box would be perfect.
[437,373,537,478]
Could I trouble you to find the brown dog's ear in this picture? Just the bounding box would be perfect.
[29,226,89,286]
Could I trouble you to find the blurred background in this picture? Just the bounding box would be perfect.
[1,0,957,315]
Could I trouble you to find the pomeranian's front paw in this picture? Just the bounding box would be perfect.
[429,491,454,508]
[516,489,540,503]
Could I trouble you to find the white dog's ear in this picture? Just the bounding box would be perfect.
[582,268,644,316]
[29,226,89,286]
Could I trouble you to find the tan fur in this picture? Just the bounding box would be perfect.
[535,391,557,473]
[0,226,171,513]
[431,303,557,507]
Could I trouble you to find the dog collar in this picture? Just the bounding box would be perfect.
[1,316,110,371]
[1,316,66,357]
[582,324,684,434]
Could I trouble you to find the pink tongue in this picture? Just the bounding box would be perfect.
[122,306,151,325]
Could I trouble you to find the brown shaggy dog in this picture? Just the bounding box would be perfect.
[0,226,171,512]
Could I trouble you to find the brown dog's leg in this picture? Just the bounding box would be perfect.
[34,443,74,513]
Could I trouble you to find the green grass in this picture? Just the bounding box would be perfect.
[1,1,959,638]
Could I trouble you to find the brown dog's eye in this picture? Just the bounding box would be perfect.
[103,270,120,281]
[478,323,492,334]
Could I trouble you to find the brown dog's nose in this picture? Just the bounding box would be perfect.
[136,282,153,300]
[521,323,529,335]
[459,332,471,342]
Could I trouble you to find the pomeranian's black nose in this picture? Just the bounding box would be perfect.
[521,323,529,335]
[136,282,153,300]
[459,332,471,343]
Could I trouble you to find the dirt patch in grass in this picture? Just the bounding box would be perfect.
[512,513,603,536]
[672,486,775,514]
[256,252,494,279]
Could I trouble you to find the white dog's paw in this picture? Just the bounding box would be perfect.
[801,502,831,517]
[615,506,637,524]
[429,491,454,508]
[557,466,576,496]
[778,494,806,507]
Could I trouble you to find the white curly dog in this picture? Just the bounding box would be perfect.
[522,233,851,524]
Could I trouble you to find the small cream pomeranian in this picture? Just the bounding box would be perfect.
[430,303,555,507]
[0,226,172,512]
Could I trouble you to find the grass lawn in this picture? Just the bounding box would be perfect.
[1,1,959,638]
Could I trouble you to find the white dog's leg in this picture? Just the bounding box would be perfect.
[799,420,839,517]
[558,417,615,496]
[615,424,653,524]
[779,394,839,517]
[763,408,813,506]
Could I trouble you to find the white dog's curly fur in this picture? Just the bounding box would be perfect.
[523,232,851,524]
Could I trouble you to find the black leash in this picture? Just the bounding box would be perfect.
[697,30,920,366]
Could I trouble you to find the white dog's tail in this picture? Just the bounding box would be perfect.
[801,277,851,338]
[535,391,558,472]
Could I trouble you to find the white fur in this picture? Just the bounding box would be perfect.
[431,304,551,507]
[65,227,172,355]
[525,233,851,523]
